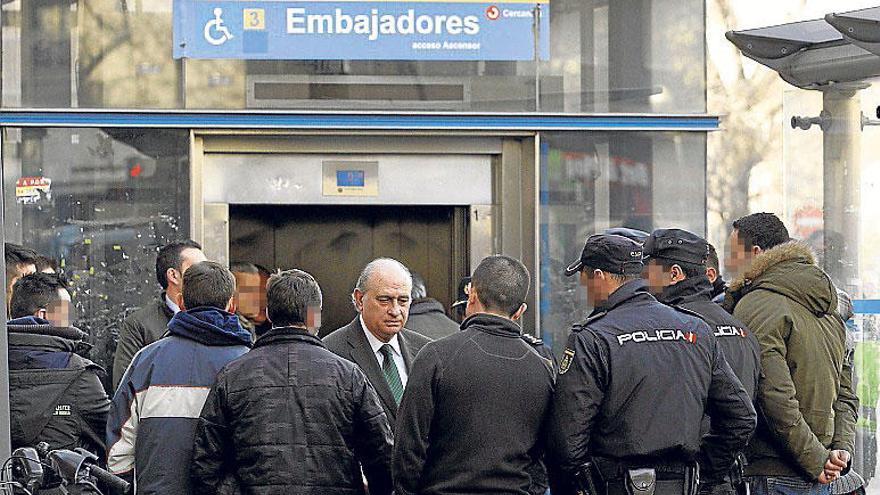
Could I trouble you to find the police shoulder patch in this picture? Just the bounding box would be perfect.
[559,348,576,374]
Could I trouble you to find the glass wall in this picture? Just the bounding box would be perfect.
[1,127,190,388]
[538,131,707,351]
[1,0,705,113]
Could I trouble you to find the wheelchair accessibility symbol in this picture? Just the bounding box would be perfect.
[204,7,234,46]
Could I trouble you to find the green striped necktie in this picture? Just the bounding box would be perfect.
[379,344,404,406]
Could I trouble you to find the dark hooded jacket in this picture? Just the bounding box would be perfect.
[106,307,252,495]
[8,317,110,456]
[191,326,394,495]
[725,241,859,480]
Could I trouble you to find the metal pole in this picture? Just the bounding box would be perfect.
[533,3,541,112]
[0,128,11,465]
[822,87,862,296]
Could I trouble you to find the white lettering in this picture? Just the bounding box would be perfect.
[335,9,353,34]
[398,10,415,35]
[287,8,306,34]
[308,14,332,34]
[286,8,481,40]
[416,15,434,34]
[463,16,480,35]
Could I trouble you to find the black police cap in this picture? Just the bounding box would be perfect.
[643,228,709,266]
[604,227,650,244]
[564,234,644,277]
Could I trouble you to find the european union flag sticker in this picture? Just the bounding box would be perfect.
[243,31,268,54]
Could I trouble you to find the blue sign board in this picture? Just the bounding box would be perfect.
[337,170,366,187]
[173,0,550,61]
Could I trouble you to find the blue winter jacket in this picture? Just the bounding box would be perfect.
[106,307,251,495]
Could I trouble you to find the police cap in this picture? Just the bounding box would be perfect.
[564,234,644,277]
[643,228,709,266]
[604,227,650,244]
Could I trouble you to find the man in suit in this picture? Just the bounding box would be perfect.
[324,257,432,423]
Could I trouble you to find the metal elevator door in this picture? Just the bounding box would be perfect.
[229,205,468,336]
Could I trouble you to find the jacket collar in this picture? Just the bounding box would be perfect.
[460,312,522,337]
[593,279,654,316]
[6,316,88,342]
[6,317,83,353]
[408,298,447,316]
[659,276,714,307]
[254,326,324,349]
[167,307,253,347]
[728,240,816,293]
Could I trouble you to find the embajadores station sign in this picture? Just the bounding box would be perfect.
[173,0,550,61]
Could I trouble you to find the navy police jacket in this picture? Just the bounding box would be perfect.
[659,276,760,404]
[547,280,756,494]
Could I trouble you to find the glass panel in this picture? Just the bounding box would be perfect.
[538,131,706,352]
[2,127,190,389]
[707,82,880,492]
[2,0,706,113]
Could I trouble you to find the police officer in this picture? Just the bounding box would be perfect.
[547,234,756,495]
[642,229,761,495]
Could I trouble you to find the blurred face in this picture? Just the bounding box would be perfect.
[725,230,756,279]
[642,260,670,296]
[582,269,606,308]
[354,267,411,343]
[233,271,262,321]
[36,289,72,327]
[257,271,269,324]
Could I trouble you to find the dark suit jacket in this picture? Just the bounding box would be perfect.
[112,294,174,390]
[323,318,432,423]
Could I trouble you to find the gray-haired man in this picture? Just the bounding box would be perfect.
[323,258,432,424]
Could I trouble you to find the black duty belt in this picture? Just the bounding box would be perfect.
[595,458,692,481]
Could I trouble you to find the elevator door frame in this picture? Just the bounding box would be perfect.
[189,131,540,333]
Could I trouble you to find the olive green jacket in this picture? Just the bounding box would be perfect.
[726,241,858,480]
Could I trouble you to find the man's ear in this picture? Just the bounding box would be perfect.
[705,266,718,283]
[353,289,364,312]
[225,296,236,314]
[33,309,47,320]
[511,302,527,321]
[176,292,186,311]
[166,267,180,287]
[752,245,763,256]
[670,265,685,283]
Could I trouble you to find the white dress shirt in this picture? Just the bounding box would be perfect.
[165,294,181,314]
[360,315,408,387]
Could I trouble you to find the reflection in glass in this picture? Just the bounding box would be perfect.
[538,131,706,353]
[2,127,190,390]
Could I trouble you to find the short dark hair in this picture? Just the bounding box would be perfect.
[411,272,427,300]
[732,213,790,251]
[267,269,322,328]
[10,273,68,319]
[182,261,235,310]
[156,240,202,289]
[230,262,258,274]
[585,267,639,284]
[652,257,705,279]
[5,243,38,272]
[472,255,530,316]
[706,244,719,272]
